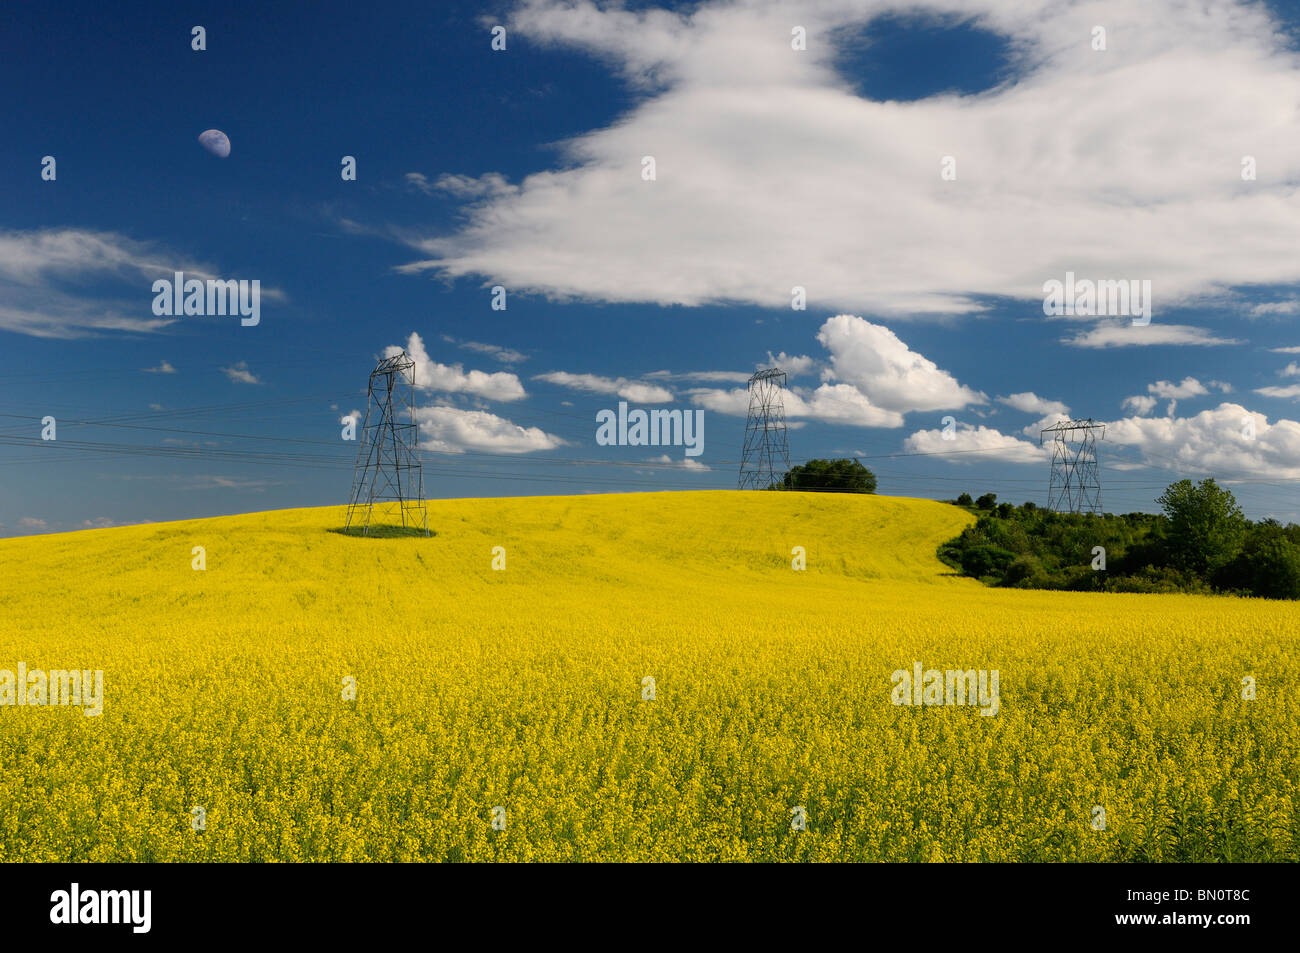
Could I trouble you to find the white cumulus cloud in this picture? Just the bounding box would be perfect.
[689,313,980,427]
[1105,403,1300,480]
[415,405,566,454]
[385,332,526,401]
[396,0,1300,327]
[904,424,1047,465]
[1122,395,1159,416]
[816,314,984,412]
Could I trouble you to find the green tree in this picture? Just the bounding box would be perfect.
[1156,478,1246,578]
[956,493,974,507]
[1243,538,1300,599]
[958,543,1016,578]
[1217,521,1300,599]
[975,493,997,510]
[781,459,877,494]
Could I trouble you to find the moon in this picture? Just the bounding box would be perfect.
[197,129,231,158]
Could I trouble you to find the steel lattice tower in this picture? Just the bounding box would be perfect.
[738,367,791,490]
[345,351,429,535]
[1040,418,1105,514]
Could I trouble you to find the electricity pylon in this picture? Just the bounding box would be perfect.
[345,351,429,535]
[1041,418,1105,514]
[738,367,791,490]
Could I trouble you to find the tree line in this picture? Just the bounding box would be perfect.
[768,460,1297,600]
[939,479,1300,599]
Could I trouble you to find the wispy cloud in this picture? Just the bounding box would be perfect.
[440,334,528,364]
[1250,300,1300,317]
[534,371,673,403]
[220,361,260,385]
[1253,384,1300,399]
[765,352,816,376]
[644,369,752,383]
[648,453,711,472]
[0,227,283,338]
[1065,323,1240,349]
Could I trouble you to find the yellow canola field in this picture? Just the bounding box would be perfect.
[0,490,1296,862]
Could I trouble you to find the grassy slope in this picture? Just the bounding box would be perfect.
[1,491,1297,861]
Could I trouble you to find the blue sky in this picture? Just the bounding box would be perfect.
[5,0,1300,535]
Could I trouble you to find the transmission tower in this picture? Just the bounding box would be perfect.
[345,351,429,535]
[738,367,791,489]
[1040,418,1105,514]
